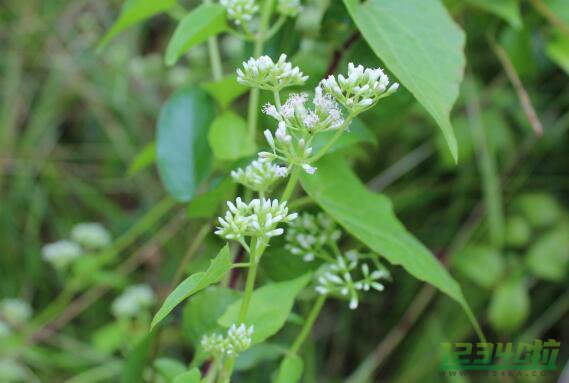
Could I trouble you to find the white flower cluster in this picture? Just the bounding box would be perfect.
[201,324,254,357]
[285,213,341,261]
[42,240,82,270]
[321,63,399,114]
[220,0,258,25]
[237,54,308,91]
[71,222,112,250]
[0,299,32,326]
[215,197,297,243]
[277,0,302,16]
[316,250,389,310]
[230,159,288,193]
[111,284,155,318]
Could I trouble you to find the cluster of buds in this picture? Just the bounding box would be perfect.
[285,213,342,261]
[0,299,32,326]
[71,222,112,250]
[111,284,155,318]
[42,240,82,270]
[215,197,297,244]
[237,54,308,91]
[277,0,302,16]
[230,159,288,193]
[315,250,389,310]
[201,324,254,357]
[321,63,399,115]
[219,0,258,26]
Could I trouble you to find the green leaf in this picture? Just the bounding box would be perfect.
[121,331,155,383]
[165,4,227,66]
[187,177,237,219]
[208,111,256,161]
[546,33,569,75]
[275,355,304,383]
[157,86,214,202]
[505,215,531,248]
[151,245,232,329]
[98,0,176,50]
[173,368,201,383]
[464,0,522,29]
[488,275,530,334]
[202,75,249,108]
[453,245,505,289]
[526,226,569,282]
[516,193,562,228]
[311,119,376,154]
[182,287,240,346]
[235,343,284,371]
[343,0,465,161]
[128,141,156,176]
[154,358,186,381]
[218,274,312,343]
[300,156,483,339]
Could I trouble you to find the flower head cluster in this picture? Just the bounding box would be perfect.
[321,63,399,114]
[71,222,112,250]
[215,197,297,243]
[201,324,254,357]
[237,54,308,91]
[111,284,155,318]
[42,240,82,270]
[230,159,288,193]
[277,0,302,16]
[0,299,32,326]
[220,0,258,25]
[286,213,341,261]
[316,250,389,310]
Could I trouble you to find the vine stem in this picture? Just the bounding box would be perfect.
[280,166,300,201]
[247,0,276,141]
[289,295,326,355]
[238,239,266,322]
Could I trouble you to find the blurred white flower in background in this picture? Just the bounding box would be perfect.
[42,240,82,269]
[111,284,155,318]
[71,222,112,250]
[0,298,32,326]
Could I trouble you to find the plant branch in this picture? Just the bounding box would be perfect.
[289,295,326,355]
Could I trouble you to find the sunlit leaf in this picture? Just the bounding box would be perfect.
[275,354,304,383]
[202,75,249,108]
[208,111,256,161]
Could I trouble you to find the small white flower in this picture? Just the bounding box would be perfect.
[231,159,288,192]
[277,0,302,16]
[220,0,259,25]
[321,63,399,114]
[201,333,227,356]
[0,299,32,326]
[286,213,341,262]
[71,222,112,250]
[237,54,308,91]
[111,284,155,318]
[201,323,254,357]
[42,240,82,269]
[302,164,316,174]
[215,197,297,242]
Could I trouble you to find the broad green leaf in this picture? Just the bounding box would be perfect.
[157,86,214,202]
[453,245,505,289]
[127,141,156,176]
[343,0,465,161]
[202,75,249,108]
[526,226,569,282]
[121,331,155,383]
[154,358,186,381]
[464,0,522,29]
[488,276,530,334]
[165,4,227,66]
[546,33,569,75]
[235,343,284,371]
[275,355,304,383]
[208,111,256,161]
[516,193,562,228]
[187,177,237,219]
[182,287,240,346]
[311,119,376,154]
[218,274,312,343]
[173,368,201,383]
[300,156,483,339]
[151,245,232,329]
[505,215,531,248]
[98,0,176,50]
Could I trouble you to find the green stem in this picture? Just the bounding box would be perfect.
[273,89,282,109]
[290,295,326,355]
[265,16,287,40]
[280,166,300,201]
[238,239,266,322]
[203,0,223,80]
[247,0,276,142]
[310,114,354,163]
